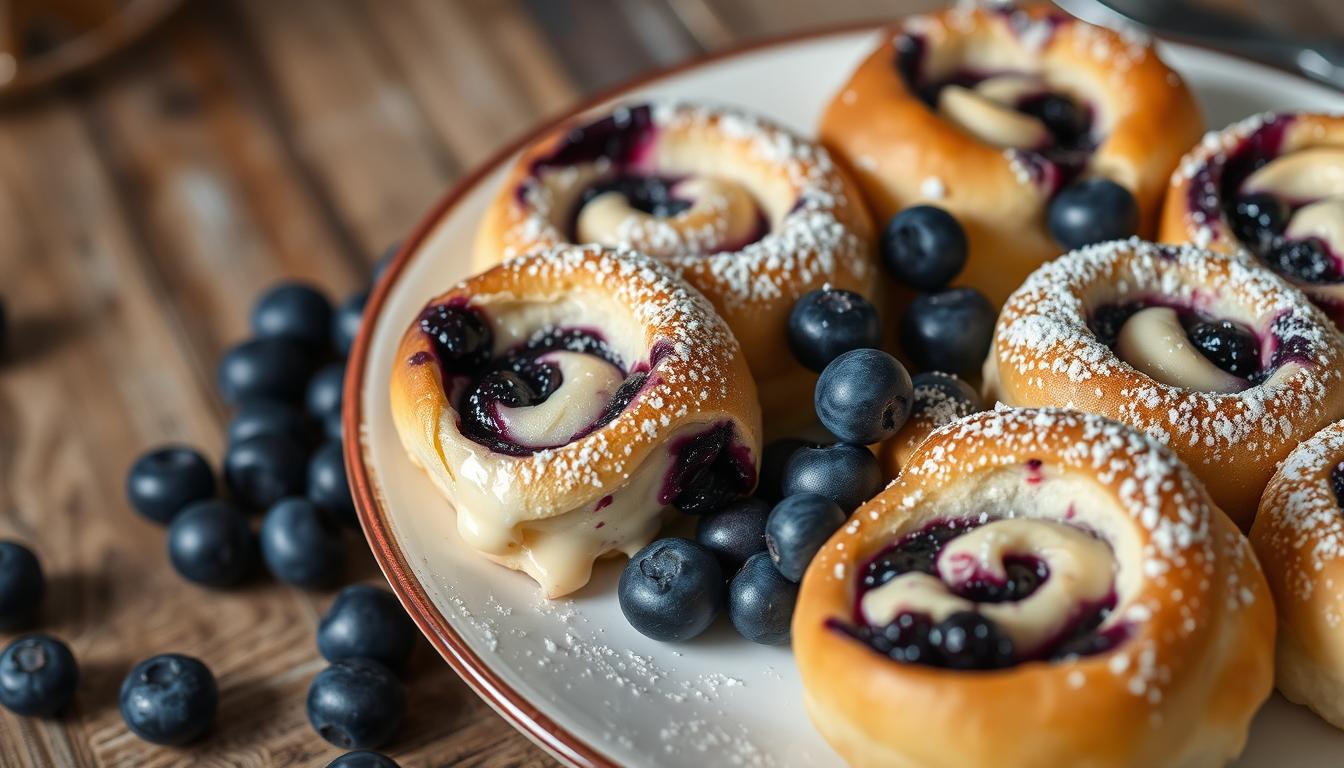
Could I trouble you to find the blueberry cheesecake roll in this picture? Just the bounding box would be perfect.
[391,245,762,598]
[794,408,1272,768]
[1161,112,1344,325]
[474,102,877,427]
[1250,419,1344,729]
[819,3,1201,307]
[985,239,1344,528]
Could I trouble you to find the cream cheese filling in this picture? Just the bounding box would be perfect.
[937,75,1050,150]
[1245,148,1344,262]
[574,176,761,257]
[494,351,623,449]
[1114,306,1246,393]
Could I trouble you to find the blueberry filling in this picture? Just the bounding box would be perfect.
[1332,461,1344,508]
[1088,301,1265,381]
[530,104,657,174]
[419,301,492,373]
[578,175,692,219]
[953,556,1049,604]
[659,422,757,515]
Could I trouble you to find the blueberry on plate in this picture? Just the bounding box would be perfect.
[224,433,309,511]
[328,752,400,768]
[260,498,346,589]
[333,290,369,357]
[318,585,417,673]
[757,438,808,504]
[119,654,217,745]
[309,440,357,528]
[815,349,913,445]
[252,281,334,349]
[307,362,346,424]
[727,552,799,645]
[228,398,309,446]
[899,287,997,378]
[0,634,77,717]
[126,445,215,525]
[781,444,882,513]
[167,500,256,587]
[786,288,881,372]
[618,538,723,642]
[765,493,846,582]
[0,541,44,631]
[880,205,968,291]
[929,611,1015,670]
[217,337,315,405]
[308,658,406,750]
[1047,178,1138,250]
[695,498,771,571]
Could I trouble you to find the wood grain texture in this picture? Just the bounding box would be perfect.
[0,1,1340,766]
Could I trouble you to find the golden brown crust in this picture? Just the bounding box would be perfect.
[795,408,1274,768]
[818,4,1202,308]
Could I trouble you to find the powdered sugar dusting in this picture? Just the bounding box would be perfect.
[1255,420,1344,603]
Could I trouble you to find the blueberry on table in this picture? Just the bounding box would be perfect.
[224,433,309,511]
[787,288,882,372]
[126,445,215,525]
[765,493,846,582]
[930,611,1015,670]
[1047,178,1138,250]
[880,205,968,291]
[618,538,723,642]
[781,444,882,513]
[333,290,369,357]
[322,410,344,443]
[0,634,77,717]
[899,287,997,378]
[260,498,346,589]
[228,398,309,446]
[696,498,771,571]
[757,438,808,505]
[166,500,256,588]
[251,281,334,349]
[0,541,44,631]
[815,349,913,445]
[307,362,347,424]
[308,658,406,751]
[727,552,798,645]
[328,752,401,768]
[318,585,417,673]
[119,653,217,745]
[309,440,357,528]
[217,337,315,405]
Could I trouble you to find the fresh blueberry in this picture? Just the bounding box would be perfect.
[307,659,406,750]
[815,349,913,444]
[323,410,344,443]
[328,753,400,768]
[0,635,77,717]
[765,493,846,581]
[757,438,808,504]
[333,291,369,357]
[318,585,417,673]
[618,538,723,642]
[0,541,44,631]
[880,206,968,291]
[252,281,333,349]
[899,287,996,377]
[307,362,346,424]
[696,498,770,571]
[119,654,217,745]
[1047,178,1138,250]
[228,398,309,446]
[787,288,882,372]
[849,612,938,664]
[260,498,346,589]
[418,303,492,373]
[909,371,982,415]
[727,552,798,645]
[224,433,309,511]
[309,440,356,528]
[781,444,882,513]
[372,243,399,286]
[929,611,1015,669]
[166,500,256,587]
[1187,320,1259,379]
[126,445,215,525]
[217,337,315,405]
[1231,193,1289,247]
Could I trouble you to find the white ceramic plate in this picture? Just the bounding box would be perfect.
[346,25,1344,768]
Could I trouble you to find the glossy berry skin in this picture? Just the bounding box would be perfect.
[695,498,770,571]
[307,659,406,750]
[765,494,846,582]
[787,289,882,372]
[318,585,417,673]
[126,445,216,525]
[224,433,309,511]
[419,303,492,372]
[217,337,315,405]
[1188,320,1260,379]
[0,541,44,631]
[727,552,798,645]
[815,349,913,445]
[1047,178,1138,250]
[618,538,723,642]
[333,290,369,357]
[260,498,346,589]
[228,398,309,446]
[251,281,333,349]
[0,635,77,717]
[899,288,997,378]
[166,500,256,587]
[757,438,808,504]
[880,206,968,291]
[328,753,401,768]
[930,611,1015,670]
[781,444,882,514]
[307,362,346,424]
[119,654,217,745]
[309,440,357,528]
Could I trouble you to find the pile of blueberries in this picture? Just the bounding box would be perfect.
[0,253,411,767]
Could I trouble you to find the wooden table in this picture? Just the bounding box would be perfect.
[0,1,1340,766]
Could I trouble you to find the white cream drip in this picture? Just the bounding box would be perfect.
[937,77,1049,150]
[495,351,624,449]
[1114,306,1246,393]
